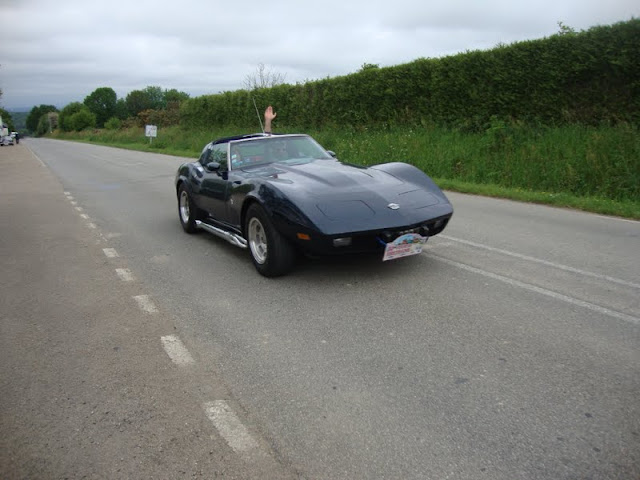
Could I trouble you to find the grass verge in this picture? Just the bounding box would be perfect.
[49,124,640,220]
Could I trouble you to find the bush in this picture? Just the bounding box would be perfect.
[104,117,121,130]
[180,19,640,130]
[69,109,96,131]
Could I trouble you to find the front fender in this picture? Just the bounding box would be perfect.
[175,163,199,196]
[240,183,316,238]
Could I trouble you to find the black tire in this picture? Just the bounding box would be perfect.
[177,184,199,234]
[245,203,295,277]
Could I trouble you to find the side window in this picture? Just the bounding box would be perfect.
[211,144,228,170]
[198,144,213,165]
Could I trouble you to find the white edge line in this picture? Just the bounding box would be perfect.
[593,214,640,224]
[28,147,47,167]
[433,255,639,325]
[160,335,195,365]
[440,234,640,290]
[203,400,260,453]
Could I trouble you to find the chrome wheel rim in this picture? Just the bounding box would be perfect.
[179,191,190,223]
[248,217,267,264]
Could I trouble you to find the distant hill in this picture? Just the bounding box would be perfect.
[7,111,29,131]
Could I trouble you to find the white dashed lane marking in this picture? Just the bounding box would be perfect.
[161,335,195,365]
[203,400,261,454]
[132,295,158,314]
[115,268,134,282]
[103,248,119,258]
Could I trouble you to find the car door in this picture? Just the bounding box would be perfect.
[198,143,232,221]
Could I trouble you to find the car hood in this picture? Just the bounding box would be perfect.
[246,159,450,234]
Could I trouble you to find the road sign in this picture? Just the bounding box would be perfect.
[145,125,157,137]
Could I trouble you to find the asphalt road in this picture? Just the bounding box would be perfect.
[2,138,639,479]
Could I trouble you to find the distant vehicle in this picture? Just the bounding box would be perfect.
[0,117,10,146]
[0,135,14,146]
[175,133,453,277]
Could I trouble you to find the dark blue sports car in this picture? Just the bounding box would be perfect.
[175,133,453,277]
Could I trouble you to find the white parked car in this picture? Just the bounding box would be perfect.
[0,135,14,146]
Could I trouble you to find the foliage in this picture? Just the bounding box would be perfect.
[0,108,15,131]
[124,86,189,117]
[84,87,117,128]
[8,111,29,132]
[59,102,95,131]
[104,117,121,130]
[314,122,640,202]
[126,89,154,117]
[181,19,640,130]
[35,113,58,136]
[358,63,380,72]
[26,104,58,133]
[137,108,179,127]
[143,86,166,110]
[70,108,96,131]
[165,88,190,104]
[115,98,128,120]
[51,120,640,212]
[59,102,85,132]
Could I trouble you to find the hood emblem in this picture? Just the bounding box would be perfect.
[387,203,400,210]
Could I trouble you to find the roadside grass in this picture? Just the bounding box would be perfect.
[433,178,640,219]
[50,123,640,220]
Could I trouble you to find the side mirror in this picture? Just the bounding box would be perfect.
[205,161,221,172]
[326,150,337,158]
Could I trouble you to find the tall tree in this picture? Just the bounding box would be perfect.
[125,89,153,117]
[59,102,87,132]
[143,86,165,110]
[243,63,287,90]
[84,87,117,128]
[114,98,128,120]
[164,88,190,104]
[0,108,14,131]
[26,105,58,133]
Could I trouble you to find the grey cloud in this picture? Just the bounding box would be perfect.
[0,0,638,110]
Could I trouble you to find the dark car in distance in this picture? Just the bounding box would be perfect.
[175,133,453,277]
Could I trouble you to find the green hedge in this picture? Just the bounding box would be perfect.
[180,19,640,131]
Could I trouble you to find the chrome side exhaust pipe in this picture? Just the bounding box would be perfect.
[196,220,248,249]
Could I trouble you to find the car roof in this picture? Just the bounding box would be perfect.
[211,133,272,145]
[210,132,305,145]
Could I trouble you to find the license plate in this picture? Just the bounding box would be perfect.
[382,233,427,261]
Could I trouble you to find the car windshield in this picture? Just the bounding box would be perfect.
[228,135,332,170]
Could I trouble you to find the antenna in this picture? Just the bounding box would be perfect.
[252,97,264,133]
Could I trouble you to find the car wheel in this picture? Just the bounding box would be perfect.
[245,203,295,277]
[178,184,199,233]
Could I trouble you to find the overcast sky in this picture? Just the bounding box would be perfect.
[0,0,638,111]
